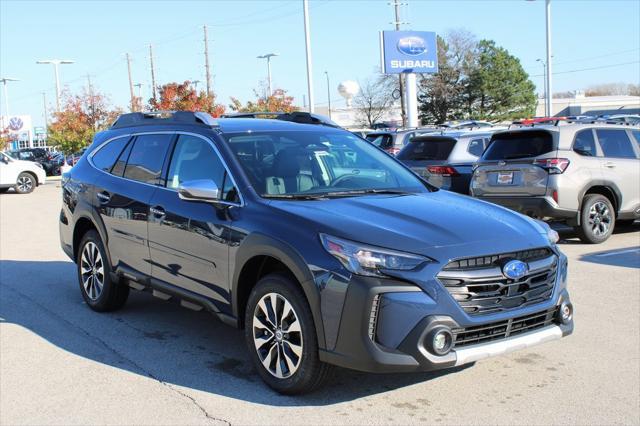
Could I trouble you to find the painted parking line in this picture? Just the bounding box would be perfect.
[594,248,640,257]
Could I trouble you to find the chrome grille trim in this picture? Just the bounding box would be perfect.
[438,249,558,315]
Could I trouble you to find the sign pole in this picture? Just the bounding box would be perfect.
[405,73,419,128]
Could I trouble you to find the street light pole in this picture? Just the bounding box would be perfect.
[303,0,314,113]
[36,59,74,112]
[536,59,547,116]
[0,78,19,136]
[545,0,553,117]
[257,53,278,98]
[324,71,331,119]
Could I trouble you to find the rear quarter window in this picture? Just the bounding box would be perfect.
[366,134,393,149]
[483,131,554,160]
[397,138,456,161]
[91,137,130,172]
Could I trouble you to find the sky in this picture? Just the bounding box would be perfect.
[1,0,639,127]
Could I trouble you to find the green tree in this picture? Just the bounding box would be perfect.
[418,30,477,124]
[465,40,536,121]
[48,88,122,155]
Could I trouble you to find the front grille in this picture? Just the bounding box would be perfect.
[452,308,558,348]
[438,249,557,315]
[442,248,553,271]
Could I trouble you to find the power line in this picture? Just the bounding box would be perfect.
[530,60,640,77]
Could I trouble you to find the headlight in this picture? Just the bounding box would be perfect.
[534,219,559,245]
[319,233,430,277]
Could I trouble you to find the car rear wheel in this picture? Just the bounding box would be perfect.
[77,230,129,311]
[244,273,332,394]
[575,194,615,244]
[15,172,35,194]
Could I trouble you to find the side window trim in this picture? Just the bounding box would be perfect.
[594,128,637,159]
[625,129,640,158]
[159,131,244,207]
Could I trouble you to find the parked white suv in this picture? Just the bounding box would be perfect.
[471,123,640,243]
[0,151,47,194]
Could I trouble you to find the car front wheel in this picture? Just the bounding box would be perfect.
[244,273,331,394]
[15,172,35,194]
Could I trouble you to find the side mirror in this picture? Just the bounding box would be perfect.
[178,179,220,202]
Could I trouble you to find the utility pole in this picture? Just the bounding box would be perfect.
[126,53,136,112]
[203,25,213,98]
[302,0,314,113]
[36,60,74,112]
[392,0,407,127]
[86,74,97,129]
[149,44,157,102]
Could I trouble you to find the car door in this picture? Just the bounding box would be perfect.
[0,152,19,185]
[594,128,640,213]
[147,133,241,310]
[94,133,174,277]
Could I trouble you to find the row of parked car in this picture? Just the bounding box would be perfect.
[359,119,640,243]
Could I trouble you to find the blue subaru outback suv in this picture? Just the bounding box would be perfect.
[59,111,573,394]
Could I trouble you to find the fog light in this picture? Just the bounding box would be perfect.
[559,301,573,324]
[427,327,453,356]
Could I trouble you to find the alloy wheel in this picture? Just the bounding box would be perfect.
[252,292,303,379]
[17,175,33,192]
[588,201,612,236]
[80,242,104,300]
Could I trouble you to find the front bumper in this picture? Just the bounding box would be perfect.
[318,263,573,373]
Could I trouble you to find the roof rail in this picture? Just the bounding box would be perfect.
[221,111,341,128]
[110,111,219,129]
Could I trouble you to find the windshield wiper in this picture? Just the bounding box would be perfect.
[323,189,414,197]
[262,193,329,200]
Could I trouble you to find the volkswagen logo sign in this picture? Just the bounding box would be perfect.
[8,117,23,131]
[502,260,528,280]
[397,36,427,56]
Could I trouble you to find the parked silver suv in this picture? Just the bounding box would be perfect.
[470,124,640,243]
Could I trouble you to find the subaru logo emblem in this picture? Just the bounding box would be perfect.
[502,260,528,280]
[397,36,427,56]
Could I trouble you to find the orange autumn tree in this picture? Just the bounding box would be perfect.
[48,89,122,155]
[149,81,225,117]
[229,88,298,113]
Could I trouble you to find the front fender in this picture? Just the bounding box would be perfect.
[231,232,326,349]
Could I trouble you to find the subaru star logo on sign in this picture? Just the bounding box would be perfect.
[502,260,529,280]
[381,30,438,74]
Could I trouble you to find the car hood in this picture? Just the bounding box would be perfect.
[13,159,41,169]
[268,190,550,261]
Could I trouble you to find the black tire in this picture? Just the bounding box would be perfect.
[244,273,332,395]
[575,194,615,244]
[77,230,129,312]
[15,172,36,194]
[0,188,9,193]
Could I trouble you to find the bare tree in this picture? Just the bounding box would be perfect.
[353,76,396,127]
[585,83,640,97]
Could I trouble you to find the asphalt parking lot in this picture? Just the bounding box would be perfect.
[1,181,639,425]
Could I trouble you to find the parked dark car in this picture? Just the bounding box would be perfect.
[365,128,436,156]
[60,111,573,394]
[7,148,62,175]
[397,129,504,194]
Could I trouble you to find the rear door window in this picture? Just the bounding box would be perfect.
[573,130,597,157]
[467,137,488,157]
[483,131,554,160]
[92,136,130,172]
[366,134,393,149]
[596,129,637,159]
[397,138,457,161]
[123,134,173,184]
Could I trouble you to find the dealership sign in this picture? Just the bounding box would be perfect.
[380,31,438,74]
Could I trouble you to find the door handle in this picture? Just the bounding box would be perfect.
[96,191,111,204]
[604,161,616,168]
[150,206,166,218]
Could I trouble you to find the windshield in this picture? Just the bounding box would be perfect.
[483,131,555,160]
[224,130,428,198]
